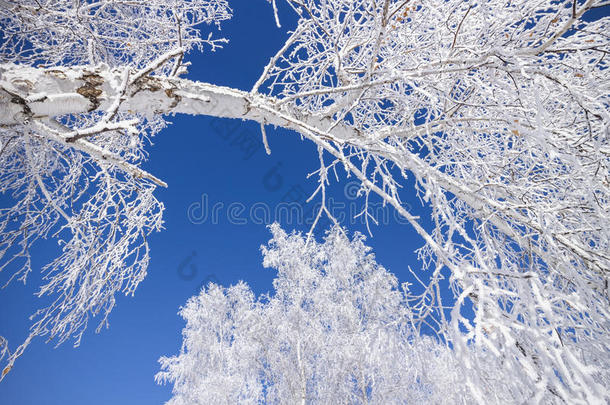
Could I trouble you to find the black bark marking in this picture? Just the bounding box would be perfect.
[76,73,104,112]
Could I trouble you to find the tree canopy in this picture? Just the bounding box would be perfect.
[0,0,608,402]
[157,225,497,404]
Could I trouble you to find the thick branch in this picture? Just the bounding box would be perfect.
[1,63,606,276]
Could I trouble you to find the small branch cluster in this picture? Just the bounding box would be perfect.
[0,0,232,381]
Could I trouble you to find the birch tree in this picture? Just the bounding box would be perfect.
[1,0,609,402]
[0,0,232,378]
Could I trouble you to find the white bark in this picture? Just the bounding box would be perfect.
[3,62,606,278]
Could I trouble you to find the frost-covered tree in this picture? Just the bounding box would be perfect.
[0,0,233,378]
[156,225,494,404]
[0,0,609,402]
[158,225,608,404]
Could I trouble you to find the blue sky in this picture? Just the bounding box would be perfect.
[0,1,425,404]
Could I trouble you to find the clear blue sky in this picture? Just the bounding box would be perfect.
[0,2,425,404]
[2,2,606,404]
